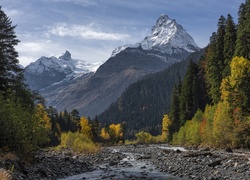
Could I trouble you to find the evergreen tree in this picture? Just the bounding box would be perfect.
[214,16,226,102]
[121,121,126,144]
[205,32,220,103]
[63,109,71,131]
[235,1,250,59]
[169,76,182,136]
[216,15,226,70]
[205,15,227,104]
[223,14,237,77]
[0,7,21,93]
[197,55,211,108]
[0,93,31,154]
[47,106,61,146]
[70,109,80,132]
[179,60,199,124]
[89,116,101,142]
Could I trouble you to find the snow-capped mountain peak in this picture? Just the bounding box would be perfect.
[151,14,174,33]
[111,14,200,57]
[25,50,102,75]
[59,50,72,61]
[24,50,103,90]
[138,14,199,53]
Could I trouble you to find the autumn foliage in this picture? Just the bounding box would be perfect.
[170,1,250,148]
[171,56,250,147]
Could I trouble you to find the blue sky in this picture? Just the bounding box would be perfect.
[1,0,245,67]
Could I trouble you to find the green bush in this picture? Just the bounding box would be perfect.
[0,94,33,155]
[172,110,203,145]
[135,131,164,144]
[135,131,154,144]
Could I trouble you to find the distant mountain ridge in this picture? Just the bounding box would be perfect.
[24,14,200,117]
[24,51,102,90]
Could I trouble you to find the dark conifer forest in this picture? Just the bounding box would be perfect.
[97,49,205,138]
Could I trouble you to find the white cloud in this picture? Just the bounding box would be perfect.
[53,0,97,6]
[16,40,61,67]
[47,23,130,41]
[16,38,115,67]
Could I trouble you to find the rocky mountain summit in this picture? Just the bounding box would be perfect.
[112,14,199,57]
[24,14,200,117]
[24,51,101,90]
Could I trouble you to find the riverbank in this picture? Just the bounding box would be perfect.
[119,144,250,179]
[1,144,249,179]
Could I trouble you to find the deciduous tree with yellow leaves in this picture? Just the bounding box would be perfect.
[108,123,123,144]
[162,114,172,141]
[80,117,92,138]
[31,104,52,147]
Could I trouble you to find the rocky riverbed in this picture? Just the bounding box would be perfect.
[119,145,250,179]
[0,144,249,179]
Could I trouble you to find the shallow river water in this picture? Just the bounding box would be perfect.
[60,145,185,180]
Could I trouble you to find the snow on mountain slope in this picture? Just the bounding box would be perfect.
[111,44,132,57]
[25,50,100,75]
[111,14,199,57]
[24,50,103,90]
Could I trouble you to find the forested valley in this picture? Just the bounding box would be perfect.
[97,49,205,138]
[99,1,250,148]
[1,0,250,165]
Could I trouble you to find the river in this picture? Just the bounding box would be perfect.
[60,145,185,180]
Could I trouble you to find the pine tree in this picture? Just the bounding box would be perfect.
[179,60,199,124]
[0,7,21,93]
[70,109,80,132]
[47,106,61,146]
[205,15,227,104]
[216,15,226,70]
[205,33,220,103]
[169,76,182,136]
[235,1,250,59]
[223,14,236,77]
[89,116,101,142]
[197,56,211,108]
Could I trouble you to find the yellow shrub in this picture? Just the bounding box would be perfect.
[135,131,154,144]
[60,132,100,154]
[213,101,234,147]
[200,105,216,146]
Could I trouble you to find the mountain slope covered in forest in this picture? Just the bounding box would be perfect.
[97,49,205,138]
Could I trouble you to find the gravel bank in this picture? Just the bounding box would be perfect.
[0,145,249,179]
[118,144,250,180]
